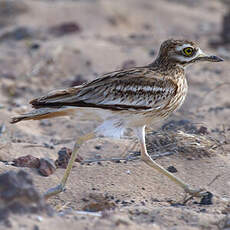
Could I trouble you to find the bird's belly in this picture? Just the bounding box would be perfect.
[73,107,149,138]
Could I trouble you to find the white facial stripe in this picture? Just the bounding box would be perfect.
[175,43,193,51]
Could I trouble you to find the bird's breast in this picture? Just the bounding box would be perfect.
[163,77,188,116]
[145,76,188,123]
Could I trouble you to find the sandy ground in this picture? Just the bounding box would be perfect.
[0,0,230,229]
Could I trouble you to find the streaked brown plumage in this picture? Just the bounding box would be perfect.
[12,66,181,123]
[11,39,223,199]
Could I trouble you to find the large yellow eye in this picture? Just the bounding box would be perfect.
[183,47,194,56]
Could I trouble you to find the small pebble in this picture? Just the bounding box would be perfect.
[115,199,120,204]
[140,201,145,206]
[167,166,178,173]
[94,145,101,150]
[121,201,129,206]
[114,160,121,163]
[43,143,54,149]
[199,192,213,205]
[30,43,40,50]
[200,208,206,213]
[49,22,81,37]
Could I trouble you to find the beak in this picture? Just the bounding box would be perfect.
[196,51,224,62]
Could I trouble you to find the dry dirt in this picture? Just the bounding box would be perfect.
[0,0,230,229]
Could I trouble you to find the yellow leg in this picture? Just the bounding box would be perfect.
[135,126,205,197]
[44,132,95,199]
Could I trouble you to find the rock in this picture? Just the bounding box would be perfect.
[199,192,213,205]
[0,170,39,204]
[55,147,83,169]
[55,147,72,169]
[12,155,41,168]
[38,158,56,177]
[167,166,178,173]
[0,170,52,224]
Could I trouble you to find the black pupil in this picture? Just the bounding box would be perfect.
[186,48,192,53]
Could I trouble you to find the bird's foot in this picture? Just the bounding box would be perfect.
[184,187,207,197]
[43,184,65,200]
[183,186,210,204]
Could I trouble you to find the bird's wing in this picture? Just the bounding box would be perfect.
[30,67,178,111]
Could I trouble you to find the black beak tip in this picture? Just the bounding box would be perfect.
[210,55,224,62]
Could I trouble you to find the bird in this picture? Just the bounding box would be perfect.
[11,39,223,199]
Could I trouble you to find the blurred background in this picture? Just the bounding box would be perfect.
[0,0,229,135]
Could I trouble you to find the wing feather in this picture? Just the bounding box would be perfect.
[30,67,178,111]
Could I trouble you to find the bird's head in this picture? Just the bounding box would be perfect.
[155,39,223,68]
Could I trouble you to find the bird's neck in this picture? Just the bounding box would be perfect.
[149,57,185,77]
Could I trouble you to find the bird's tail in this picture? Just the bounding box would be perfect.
[10,107,76,124]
